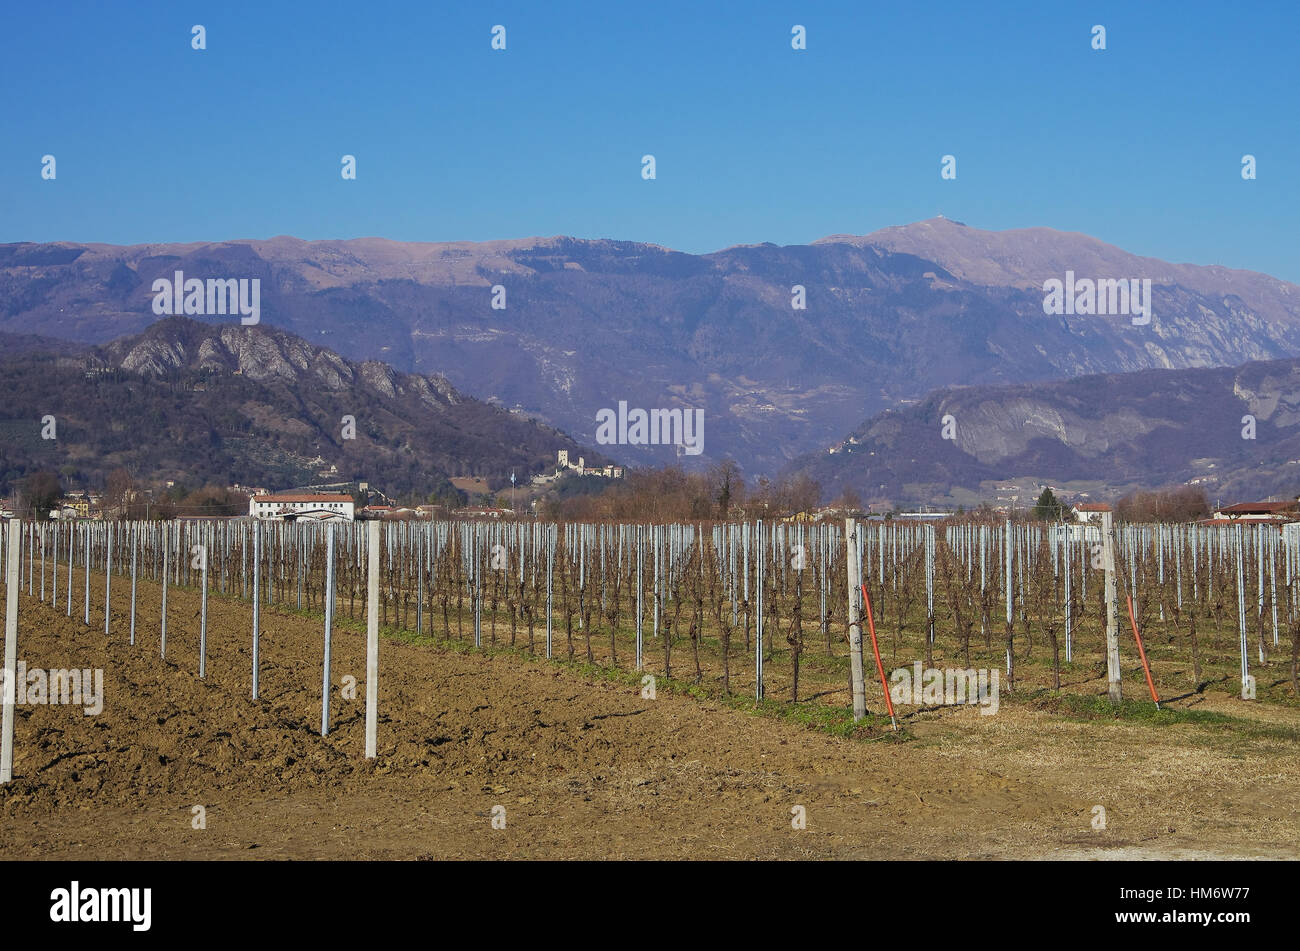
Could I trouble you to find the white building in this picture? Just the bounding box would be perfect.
[1074,502,1112,523]
[1049,502,1111,542]
[556,449,623,479]
[249,493,355,521]
[1051,523,1101,543]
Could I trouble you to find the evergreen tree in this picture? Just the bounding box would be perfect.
[1033,487,1067,521]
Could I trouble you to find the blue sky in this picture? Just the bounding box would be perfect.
[2,0,1297,279]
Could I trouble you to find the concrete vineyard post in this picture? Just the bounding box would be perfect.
[819,525,827,647]
[925,525,935,646]
[979,526,986,639]
[130,523,138,646]
[1102,512,1122,702]
[844,517,867,720]
[160,530,169,659]
[1,520,21,783]
[755,521,764,700]
[546,527,555,659]
[322,525,335,735]
[366,520,380,759]
[1269,529,1279,648]
[653,526,661,640]
[252,525,261,699]
[65,525,73,617]
[1063,532,1072,663]
[1004,520,1012,675]
[635,525,643,671]
[415,530,423,638]
[1256,526,1265,662]
[104,523,112,635]
[83,524,90,626]
[199,525,208,679]
[1236,525,1250,698]
[473,525,482,648]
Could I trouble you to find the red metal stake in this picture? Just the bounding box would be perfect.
[861,583,898,731]
[1126,593,1161,708]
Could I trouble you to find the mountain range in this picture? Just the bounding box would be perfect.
[5,219,1300,505]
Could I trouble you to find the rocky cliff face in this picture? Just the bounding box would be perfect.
[5,220,1300,475]
[0,318,603,497]
[791,357,1300,506]
[100,320,460,409]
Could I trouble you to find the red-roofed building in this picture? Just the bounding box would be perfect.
[1073,501,1112,525]
[249,493,355,521]
[1211,500,1298,521]
[1198,517,1288,527]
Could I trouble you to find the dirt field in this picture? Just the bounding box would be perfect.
[1,574,1298,860]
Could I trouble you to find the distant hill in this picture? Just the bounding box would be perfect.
[5,219,1300,475]
[0,331,87,359]
[787,357,1300,508]
[0,317,606,499]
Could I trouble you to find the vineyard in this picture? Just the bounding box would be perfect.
[2,515,1300,860]
[4,516,1299,734]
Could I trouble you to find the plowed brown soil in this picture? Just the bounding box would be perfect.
[1,575,1298,860]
